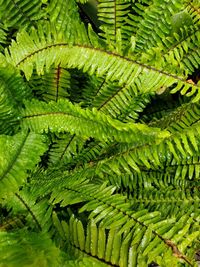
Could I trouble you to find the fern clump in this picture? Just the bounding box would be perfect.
[0,0,200,266]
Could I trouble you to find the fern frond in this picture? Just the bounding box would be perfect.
[48,133,85,165]
[47,0,82,35]
[49,183,198,266]
[21,98,167,144]
[0,79,20,134]
[0,1,200,266]
[161,30,200,75]
[97,119,200,176]
[30,167,91,203]
[12,190,53,232]
[0,63,31,134]
[0,131,47,198]
[29,67,70,102]
[148,101,200,131]
[98,0,131,51]
[0,61,31,102]
[0,230,61,267]
[108,156,200,192]
[81,75,152,121]
[123,0,152,41]
[0,23,8,52]
[6,29,200,102]
[134,0,199,57]
[0,0,45,29]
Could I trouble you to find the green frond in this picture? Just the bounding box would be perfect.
[8,190,53,232]
[0,62,31,103]
[123,0,153,40]
[133,0,200,58]
[0,0,45,29]
[6,29,200,102]
[49,184,199,266]
[21,98,167,144]
[29,166,91,199]
[48,133,85,165]
[149,101,200,132]
[98,0,131,51]
[137,1,200,76]
[29,67,70,102]
[0,131,47,198]
[0,23,8,52]
[46,0,82,35]
[160,30,200,75]
[0,0,200,266]
[130,186,200,217]
[140,93,186,124]
[0,63,31,134]
[81,75,152,121]
[96,120,200,177]
[0,230,61,267]
[0,79,20,134]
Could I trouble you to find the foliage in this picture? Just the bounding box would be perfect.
[0,0,200,266]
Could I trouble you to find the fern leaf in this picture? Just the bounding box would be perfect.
[98,0,131,51]
[21,98,168,144]
[0,131,47,198]
[0,63,31,134]
[0,230,61,267]
[48,133,85,165]
[29,66,70,102]
[0,0,45,29]
[5,29,200,102]
[50,184,197,266]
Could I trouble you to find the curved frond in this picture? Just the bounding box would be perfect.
[5,29,200,102]
[21,98,167,144]
[11,190,53,232]
[48,133,85,165]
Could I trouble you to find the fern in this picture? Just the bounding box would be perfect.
[0,0,200,266]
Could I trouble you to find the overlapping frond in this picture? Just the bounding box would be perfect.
[0,0,200,266]
[123,0,152,41]
[0,230,61,267]
[10,190,53,232]
[47,182,199,266]
[21,98,167,144]
[0,62,31,134]
[5,28,200,102]
[0,23,8,52]
[0,131,47,198]
[46,0,82,36]
[29,67,70,102]
[96,120,200,177]
[48,133,85,165]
